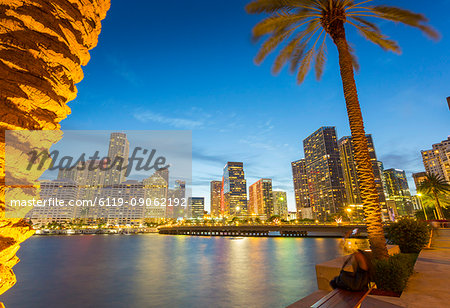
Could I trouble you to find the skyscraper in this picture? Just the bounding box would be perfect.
[272,191,288,220]
[248,179,273,219]
[143,172,168,219]
[104,133,129,186]
[338,135,386,208]
[421,137,450,182]
[189,197,205,219]
[303,127,346,220]
[222,162,247,216]
[412,172,428,191]
[383,168,413,217]
[291,159,310,218]
[210,181,222,217]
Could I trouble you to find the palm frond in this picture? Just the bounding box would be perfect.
[348,43,360,73]
[314,35,327,80]
[246,0,299,14]
[252,10,312,41]
[297,48,315,84]
[370,6,440,40]
[255,30,294,64]
[348,20,400,53]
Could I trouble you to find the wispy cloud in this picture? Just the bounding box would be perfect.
[133,111,204,129]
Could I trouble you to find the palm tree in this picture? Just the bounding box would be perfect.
[0,0,110,298]
[418,173,450,220]
[245,0,438,259]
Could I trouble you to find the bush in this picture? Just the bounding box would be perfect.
[374,253,418,293]
[386,219,430,253]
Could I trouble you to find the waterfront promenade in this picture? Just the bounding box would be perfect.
[288,228,450,307]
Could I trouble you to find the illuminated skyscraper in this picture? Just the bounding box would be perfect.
[143,172,168,219]
[303,127,346,220]
[272,191,288,220]
[104,132,129,186]
[412,172,427,191]
[338,135,386,208]
[421,137,450,182]
[210,181,222,217]
[291,159,310,218]
[248,179,273,219]
[222,162,247,216]
[189,197,205,219]
[383,168,413,217]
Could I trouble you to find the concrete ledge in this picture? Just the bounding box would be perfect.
[315,245,400,291]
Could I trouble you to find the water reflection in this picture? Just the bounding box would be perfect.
[3,235,348,308]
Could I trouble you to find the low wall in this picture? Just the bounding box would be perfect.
[315,245,400,291]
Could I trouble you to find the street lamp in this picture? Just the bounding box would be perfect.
[417,193,428,221]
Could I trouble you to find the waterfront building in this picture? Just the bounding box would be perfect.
[222,162,247,216]
[412,172,428,191]
[189,197,205,219]
[303,127,346,221]
[338,135,386,210]
[272,191,288,219]
[100,180,144,226]
[383,169,413,217]
[168,180,186,219]
[210,181,222,217]
[248,179,274,219]
[143,172,168,220]
[26,179,78,225]
[421,137,450,182]
[103,132,129,186]
[291,159,310,218]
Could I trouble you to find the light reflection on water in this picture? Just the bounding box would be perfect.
[2,234,366,308]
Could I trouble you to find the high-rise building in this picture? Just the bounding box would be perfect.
[26,179,78,225]
[421,137,450,183]
[210,181,222,217]
[338,135,386,208]
[383,169,413,217]
[412,172,428,191]
[104,133,129,186]
[100,180,145,225]
[167,180,186,219]
[143,172,168,220]
[303,127,346,220]
[189,197,205,219]
[291,159,310,217]
[272,191,288,219]
[248,179,273,219]
[222,162,247,216]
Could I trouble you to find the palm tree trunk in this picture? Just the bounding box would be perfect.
[330,22,389,260]
[0,0,110,298]
[433,192,444,220]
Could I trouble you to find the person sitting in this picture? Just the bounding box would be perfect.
[330,249,373,291]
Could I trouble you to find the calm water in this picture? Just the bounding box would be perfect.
[2,234,348,308]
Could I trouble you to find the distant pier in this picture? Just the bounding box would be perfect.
[158,224,367,238]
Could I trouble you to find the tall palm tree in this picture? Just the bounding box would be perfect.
[0,0,110,298]
[418,173,450,220]
[245,0,438,259]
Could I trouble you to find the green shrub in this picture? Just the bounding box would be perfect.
[374,253,418,293]
[386,219,430,253]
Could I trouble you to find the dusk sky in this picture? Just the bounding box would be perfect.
[60,0,450,211]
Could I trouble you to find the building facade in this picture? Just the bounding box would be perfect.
[210,181,222,218]
[421,137,450,183]
[189,197,205,219]
[222,162,247,216]
[291,159,310,218]
[272,191,288,220]
[383,169,413,218]
[103,132,129,186]
[303,127,346,221]
[248,179,273,219]
[338,135,386,209]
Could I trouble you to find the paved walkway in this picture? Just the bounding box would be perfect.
[288,229,450,307]
[400,228,450,308]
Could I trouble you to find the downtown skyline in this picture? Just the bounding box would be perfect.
[56,0,450,210]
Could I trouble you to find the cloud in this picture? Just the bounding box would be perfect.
[133,111,204,129]
[192,148,228,164]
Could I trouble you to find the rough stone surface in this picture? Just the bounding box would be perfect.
[0,0,111,302]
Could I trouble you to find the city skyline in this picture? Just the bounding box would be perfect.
[57,0,449,211]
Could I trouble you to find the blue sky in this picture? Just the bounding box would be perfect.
[61,0,450,211]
